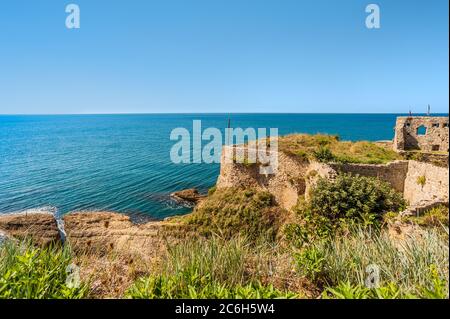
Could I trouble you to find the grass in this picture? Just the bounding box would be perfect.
[278,134,401,164]
[405,205,449,228]
[401,151,449,168]
[126,236,301,299]
[186,188,286,241]
[0,240,88,299]
[295,226,449,298]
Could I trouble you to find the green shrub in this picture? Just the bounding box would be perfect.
[312,146,335,163]
[0,241,88,299]
[288,174,406,246]
[187,188,284,240]
[294,246,325,282]
[308,174,406,221]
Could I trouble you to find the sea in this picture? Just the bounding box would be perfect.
[0,113,447,220]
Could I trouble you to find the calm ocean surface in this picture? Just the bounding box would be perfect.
[0,113,446,219]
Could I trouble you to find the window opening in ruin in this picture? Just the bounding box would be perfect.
[417,125,427,135]
[432,145,440,151]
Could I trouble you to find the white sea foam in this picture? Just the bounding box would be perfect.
[1,206,58,216]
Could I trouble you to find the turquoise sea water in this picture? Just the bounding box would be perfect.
[0,114,447,219]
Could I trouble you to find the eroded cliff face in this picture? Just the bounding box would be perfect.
[216,146,449,211]
[216,147,311,210]
[0,213,60,246]
[216,146,343,210]
[0,211,171,260]
[63,212,166,256]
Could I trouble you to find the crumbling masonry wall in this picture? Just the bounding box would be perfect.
[217,148,449,210]
[393,116,449,152]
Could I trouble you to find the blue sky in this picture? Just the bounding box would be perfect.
[0,0,448,114]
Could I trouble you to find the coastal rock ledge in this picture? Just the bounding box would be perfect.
[0,212,171,257]
[170,188,206,205]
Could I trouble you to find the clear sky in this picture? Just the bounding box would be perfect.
[0,0,448,114]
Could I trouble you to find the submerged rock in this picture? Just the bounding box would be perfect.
[170,188,205,205]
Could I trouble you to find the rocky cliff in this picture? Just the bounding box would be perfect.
[216,145,449,212]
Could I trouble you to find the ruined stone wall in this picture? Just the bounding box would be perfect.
[403,160,449,206]
[329,161,409,194]
[216,145,310,210]
[393,116,449,152]
[216,147,448,211]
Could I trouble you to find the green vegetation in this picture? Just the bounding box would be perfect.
[126,236,298,299]
[322,269,448,299]
[0,155,447,299]
[285,174,406,246]
[416,175,427,187]
[279,134,401,164]
[402,151,448,168]
[404,205,449,228]
[295,227,448,296]
[0,241,88,299]
[186,188,285,241]
[283,173,450,298]
[208,185,217,196]
[312,146,335,163]
[127,276,296,299]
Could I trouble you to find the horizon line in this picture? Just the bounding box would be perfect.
[1,112,449,116]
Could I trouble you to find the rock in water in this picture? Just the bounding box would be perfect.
[170,188,205,205]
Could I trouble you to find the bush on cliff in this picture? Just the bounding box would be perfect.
[0,241,88,299]
[285,174,406,246]
[308,174,406,221]
[186,188,285,240]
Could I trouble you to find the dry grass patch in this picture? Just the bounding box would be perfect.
[279,134,401,164]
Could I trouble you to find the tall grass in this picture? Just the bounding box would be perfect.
[165,236,248,286]
[126,236,299,299]
[0,240,88,299]
[296,227,449,298]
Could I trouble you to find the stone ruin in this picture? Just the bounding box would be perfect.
[393,116,449,152]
